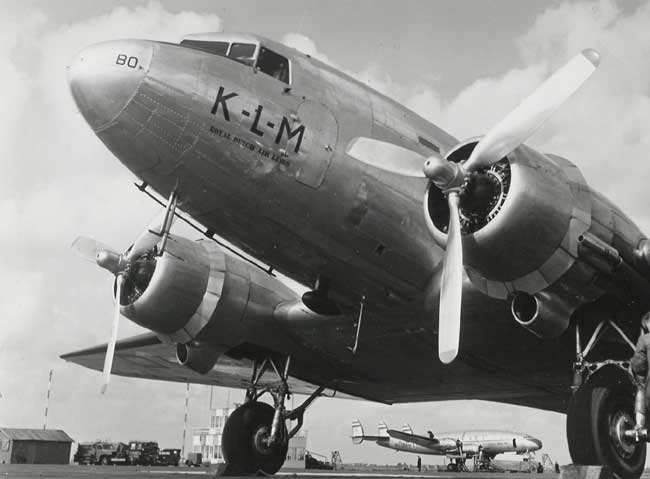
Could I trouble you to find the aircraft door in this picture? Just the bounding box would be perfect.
[289,100,338,188]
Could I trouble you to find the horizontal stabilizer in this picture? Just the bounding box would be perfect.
[352,419,384,444]
[402,423,414,435]
[387,429,440,449]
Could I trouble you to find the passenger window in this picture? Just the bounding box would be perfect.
[228,43,256,66]
[181,40,229,57]
[257,47,290,84]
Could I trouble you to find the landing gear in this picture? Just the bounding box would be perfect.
[568,365,645,479]
[568,320,646,479]
[446,456,466,472]
[222,401,288,475]
[221,354,324,476]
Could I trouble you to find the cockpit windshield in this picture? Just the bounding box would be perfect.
[180,39,229,56]
[257,47,290,84]
[228,43,256,66]
[180,35,291,84]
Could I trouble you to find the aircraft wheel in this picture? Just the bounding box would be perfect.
[222,401,288,475]
[567,365,646,479]
[100,455,110,465]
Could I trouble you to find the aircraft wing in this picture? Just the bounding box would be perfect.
[387,429,443,450]
[60,333,351,399]
[61,322,572,411]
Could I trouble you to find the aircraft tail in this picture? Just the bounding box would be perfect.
[378,421,389,438]
[352,419,365,444]
[353,419,388,444]
[402,423,414,435]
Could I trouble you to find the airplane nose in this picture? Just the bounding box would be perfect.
[68,40,153,131]
[531,438,542,449]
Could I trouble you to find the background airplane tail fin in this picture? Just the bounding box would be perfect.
[402,423,414,435]
[378,421,389,438]
[352,419,365,444]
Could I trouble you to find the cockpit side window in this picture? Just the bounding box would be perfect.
[228,43,256,66]
[180,40,229,56]
[257,47,290,84]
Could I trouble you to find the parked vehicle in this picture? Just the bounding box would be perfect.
[127,441,160,465]
[74,442,124,465]
[158,448,181,466]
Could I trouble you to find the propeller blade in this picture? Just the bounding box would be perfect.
[438,192,463,364]
[126,213,168,261]
[101,274,123,394]
[464,49,600,172]
[346,137,428,177]
[71,236,117,263]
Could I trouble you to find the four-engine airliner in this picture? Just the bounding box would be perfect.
[352,420,542,471]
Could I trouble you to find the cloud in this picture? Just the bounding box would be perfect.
[282,33,333,65]
[0,0,223,450]
[286,0,650,234]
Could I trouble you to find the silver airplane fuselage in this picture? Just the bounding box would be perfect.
[69,36,455,305]
[380,430,541,457]
[67,34,648,406]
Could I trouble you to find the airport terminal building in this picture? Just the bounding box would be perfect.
[0,428,73,464]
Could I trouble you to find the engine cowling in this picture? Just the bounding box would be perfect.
[118,235,299,371]
[120,235,219,340]
[425,140,597,337]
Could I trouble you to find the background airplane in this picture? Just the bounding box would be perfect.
[352,420,542,471]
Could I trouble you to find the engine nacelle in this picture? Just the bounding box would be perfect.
[120,235,212,336]
[119,234,298,353]
[425,140,597,337]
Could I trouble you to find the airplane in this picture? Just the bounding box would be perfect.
[351,420,542,471]
[60,29,650,477]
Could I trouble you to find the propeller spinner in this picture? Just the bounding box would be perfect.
[346,49,600,363]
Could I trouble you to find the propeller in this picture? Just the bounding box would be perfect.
[72,212,174,392]
[346,49,600,363]
[101,274,123,394]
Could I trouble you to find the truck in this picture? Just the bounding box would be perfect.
[127,441,160,465]
[158,448,181,466]
[74,441,126,465]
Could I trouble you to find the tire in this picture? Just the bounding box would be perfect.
[100,456,110,466]
[567,365,646,479]
[221,401,288,475]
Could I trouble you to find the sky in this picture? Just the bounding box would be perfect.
[1,0,650,467]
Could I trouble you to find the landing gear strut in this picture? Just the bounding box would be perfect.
[567,320,646,479]
[221,355,324,476]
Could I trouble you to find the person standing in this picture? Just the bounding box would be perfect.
[417,456,422,472]
[631,311,650,435]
